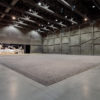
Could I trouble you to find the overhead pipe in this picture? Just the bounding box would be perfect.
[22,0,71,23]
[93,0,100,10]
[0,1,65,28]
[57,0,85,19]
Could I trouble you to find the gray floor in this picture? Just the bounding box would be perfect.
[0,64,45,100]
[0,54,100,100]
[0,54,100,85]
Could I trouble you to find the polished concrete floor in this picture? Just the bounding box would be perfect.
[0,54,100,85]
[0,55,100,100]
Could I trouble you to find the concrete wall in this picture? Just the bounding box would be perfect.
[43,22,100,55]
[30,45,42,53]
[1,22,100,55]
[0,25,42,53]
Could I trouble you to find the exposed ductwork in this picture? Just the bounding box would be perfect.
[93,0,100,10]
[0,0,99,35]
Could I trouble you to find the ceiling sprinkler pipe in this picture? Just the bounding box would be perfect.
[93,0,100,10]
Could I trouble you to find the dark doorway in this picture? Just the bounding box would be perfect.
[25,45,30,53]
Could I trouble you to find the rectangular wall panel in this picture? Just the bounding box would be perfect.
[70,35,80,45]
[55,38,60,44]
[55,45,61,53]
[48,39,54,45]
[62,44,69,54]
[62,37,69,44]
[94,45,100,55]
[43,46,48,53]
[81,26,92,34]
[43,39,48,45]
[70,30,79,36]
[71,46,80,55]
[42,23,100,55]
[30,45,42,53]
[48,46,54,53]
[81,33,92,43]
[94,32,100,39]
[81,41,92,55]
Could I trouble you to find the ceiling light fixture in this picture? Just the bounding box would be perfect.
[48,22,50,24]
[55,19,58,21]
[65,16,67,18]
[29,9,32,12]
[92,5,96,8]
[12,16,16,20]
[38,2,42,6]
[84,17,88,22]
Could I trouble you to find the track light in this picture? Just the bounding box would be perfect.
[38,2,42,6]
[41,25,44,27]
[84,17,88,22]
[65,16,67,18]
[92,5,95,8]
[48,22,50,24]
[55,19,58,21]
[29,9,32,12]
[12,16,16,20]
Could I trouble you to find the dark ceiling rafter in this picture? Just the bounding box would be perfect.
[0,22,11,25]
[0,11,19,18]
[26,11,61,26]
[16,18,56,31]
[26,11,67,30]
[57,0,85,19]
[0,17,39,31]
[14,21,38,30]
[0,12,56,31]
[0,0,83,24]
[93,0,100,10]
[0,22,13,27]
[0,11,43,27]
[25,12,64,29]
[0,0,19,19]
[19,18,41,28]
[0,0,99,35]
[0,2,25,14]
[0,11,59,32]
[0,1,65,30]
[22,0,73,23]
[1,19,39,29]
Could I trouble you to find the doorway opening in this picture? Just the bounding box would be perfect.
[25,45,30,53]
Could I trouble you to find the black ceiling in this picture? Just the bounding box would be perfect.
[0,0,100,35]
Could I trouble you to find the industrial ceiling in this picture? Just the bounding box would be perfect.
[0,0,100,36]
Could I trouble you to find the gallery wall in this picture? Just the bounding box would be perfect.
[43,22,100,55]
[0,25,42,53]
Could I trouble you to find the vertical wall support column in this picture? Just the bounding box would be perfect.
[79,26,81,54]
[91,22,95,55]
[47,33,49,53]
[41,37,44,53]
[53,32,55,53]
[69,28,71,54]
[60,30,62,54]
